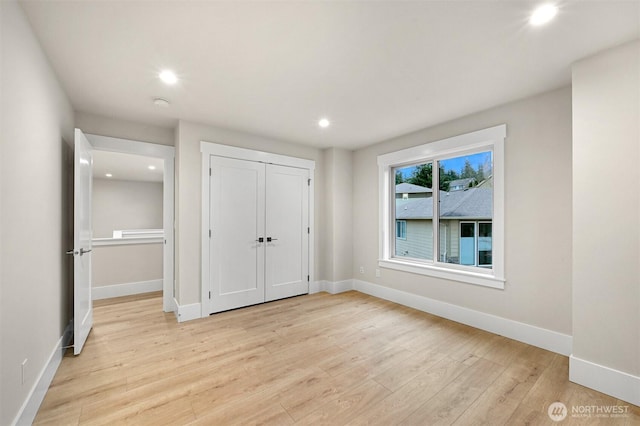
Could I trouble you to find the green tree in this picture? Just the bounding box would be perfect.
[461,159,476,179]
[440,168,460,191]
[476,164,485,182]
[407,163,432,189]
[395,170,404,184]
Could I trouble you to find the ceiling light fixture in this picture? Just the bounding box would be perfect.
[158,70,178,85]
[530,3,558,26]
[318,118,330,128]
[153,98,170,107]
[148,165,156,170]
[105,173,113,178]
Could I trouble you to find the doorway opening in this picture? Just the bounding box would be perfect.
[87,134,175,312]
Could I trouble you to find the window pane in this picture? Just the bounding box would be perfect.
[438,151,493,266]
[396,220,406,239]
[394,163,433,260]
[478,222,492,266]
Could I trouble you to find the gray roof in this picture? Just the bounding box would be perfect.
[396,187,492,220]
[395,183,433,193]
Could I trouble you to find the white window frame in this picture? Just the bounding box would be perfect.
[377,124,505,289]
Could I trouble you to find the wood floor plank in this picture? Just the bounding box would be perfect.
[33,291,639,425]
[295,379,391,425]
[346,356,470,426]
[399,358,505,425]
[452,361,544,425]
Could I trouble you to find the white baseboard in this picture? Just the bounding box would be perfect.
[174,298,202,323]
[326,279,354,294]
[92,279,162,300]
[570,355,640,406]
[309,280,323,294]
[308,280,354,295]
[352,279,572,356]
[13,321,73,426]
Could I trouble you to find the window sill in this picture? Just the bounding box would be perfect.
[378,258,505,289]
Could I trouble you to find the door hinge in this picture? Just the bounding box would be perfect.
[307,227,310,234]
[209,291,211,299]
[209,167,211,176]
[209,229,211,238]
[308,178,311,186]
[307,275,310,282]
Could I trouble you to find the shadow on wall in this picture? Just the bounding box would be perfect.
[62,139,74,327]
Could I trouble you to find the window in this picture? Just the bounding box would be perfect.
[396,220,407,240]
[394,162,433,260]
[378,125,505,289]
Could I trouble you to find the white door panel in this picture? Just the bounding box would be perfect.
[265,165,309,302]
[73,129,93,355]
[210,156,265,312]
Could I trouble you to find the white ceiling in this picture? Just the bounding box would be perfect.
[20,1,640,149]
[92,150,164,183]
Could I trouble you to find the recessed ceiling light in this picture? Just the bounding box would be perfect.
[530,4,558,26]
[318,118,330,128]
[153,98,170,107]
[159,70,178,85]
[105,173,113,178]
[148,165,156,170]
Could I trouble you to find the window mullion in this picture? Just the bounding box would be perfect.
[432,160,439,263]
[475,221,479,267]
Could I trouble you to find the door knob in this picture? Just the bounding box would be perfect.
[79,248,92,255]
[256,237,264,243]
[65,249,77,255]
[267,237,278,242]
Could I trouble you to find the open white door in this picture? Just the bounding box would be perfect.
[72,129,93,355]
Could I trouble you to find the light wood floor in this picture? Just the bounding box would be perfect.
[35,291,639,425]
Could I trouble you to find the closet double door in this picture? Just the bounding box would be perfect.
[208,156,310,313]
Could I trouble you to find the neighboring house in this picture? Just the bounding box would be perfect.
[448,177,476,191]
[395,182,433,199]
[395,181,492,266]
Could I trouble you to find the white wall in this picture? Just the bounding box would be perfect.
[175,120,325,305]
[352,87,573,335]
[75,111,174,146]
[572,40,640,402]
[0,1,75,424]
[92,178,163,238]
[322,148,353,282]
[92,244,163,287]
[92,178,163,289]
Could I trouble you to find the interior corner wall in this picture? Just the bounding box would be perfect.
[0,1,75,424]
[174,124,181,302]
[572,40,640,384]
[352,86,573,336]
[75,111,175,147]
[322,148,354,282]
[175,120,325,306]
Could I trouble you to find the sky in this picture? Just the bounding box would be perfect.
[397,151,492,180]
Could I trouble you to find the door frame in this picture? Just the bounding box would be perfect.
[86,133,176,313]
[200,141,315,317]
